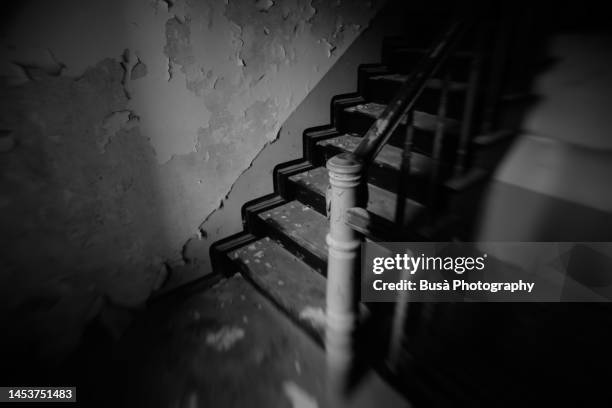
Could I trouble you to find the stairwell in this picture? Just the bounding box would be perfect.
[97,7,521,408]
[191,10,513,407]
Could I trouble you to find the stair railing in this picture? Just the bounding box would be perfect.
[324,17,472,388]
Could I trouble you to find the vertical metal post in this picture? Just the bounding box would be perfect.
[429,72,450,212]
[455,24,485,176]
[387,249,413,373]
[394,110,414,226]
[325,152,364,391]
[480,12,511,136]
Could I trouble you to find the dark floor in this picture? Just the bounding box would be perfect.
[68,273,408,408]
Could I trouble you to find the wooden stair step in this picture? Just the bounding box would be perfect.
[344,102,460,134]
[255,194,423,268]
[257,200,329,271]
[316,133,443,200]
[229,237,327,341]
[318,133,434,174]
[364,73,468,117]
[390,46,475,59]
[335,102,462,159]
[369,74,468,91]
[288,167,427,227]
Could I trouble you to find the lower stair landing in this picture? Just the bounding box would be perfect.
[105,273,409,408]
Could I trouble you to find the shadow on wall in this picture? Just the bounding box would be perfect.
[0,0,384,381]
[0,59,175,382]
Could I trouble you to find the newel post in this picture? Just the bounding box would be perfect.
[325,152,364,389]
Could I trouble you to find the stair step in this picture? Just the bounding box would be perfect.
[256,191,425,269]
[358,64,392,94]
[364,74,468,117]
[390,47,475,59]
[316,133,442,199]
[337,102,461,159]
[345,102,460,133]
[288,167,427,227]
[302,127,341,164]
[370,74,469,91]
[318,133,433,173]
[257,201,329,272]
[229,237,327,341]
[332,93,366,128]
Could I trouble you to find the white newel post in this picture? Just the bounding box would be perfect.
[325,152,364,392]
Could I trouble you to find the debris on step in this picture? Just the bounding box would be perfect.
[298,306,326,330]
[205,326,245,351]
[283,381,318,408]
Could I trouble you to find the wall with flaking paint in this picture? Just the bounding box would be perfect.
[0,0,383,363]
[179,1,410,289]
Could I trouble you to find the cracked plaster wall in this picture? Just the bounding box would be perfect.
[180,0,409,287]
[0,0,383,364]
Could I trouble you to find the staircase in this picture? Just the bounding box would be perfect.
[195,11,513,408]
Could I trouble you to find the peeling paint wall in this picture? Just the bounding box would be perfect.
[0,0,383,363]
[181,0,409,288]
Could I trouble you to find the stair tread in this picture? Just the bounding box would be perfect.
[230,237,327,339]
[258,201,329,261]
[391,46,475,59]
[370,74,468,91]
[344,102,460,133]
[318,133,433,176]
[289,167,426,224]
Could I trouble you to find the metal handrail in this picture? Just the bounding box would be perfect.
[352,18,471,164]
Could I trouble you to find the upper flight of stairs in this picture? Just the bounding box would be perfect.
[204,26,514,406]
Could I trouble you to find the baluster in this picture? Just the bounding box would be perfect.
[429,72,451,213]
[394,110,414,226]
[325,152,364,392]
[387,248,413,373]
[479,12,511,137]
[455,23,485,176]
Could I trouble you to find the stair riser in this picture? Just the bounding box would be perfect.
[331,94,365,128]
[357,64,392,95]
[302,127,341,166]
[209,232,260,278]
[273,160,316,199]
[242,196,288,236]
[285,178,327,215]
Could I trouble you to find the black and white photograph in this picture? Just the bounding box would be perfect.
[1,0,611,406]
